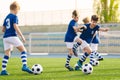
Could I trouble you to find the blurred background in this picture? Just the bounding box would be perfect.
[0,0,94,25]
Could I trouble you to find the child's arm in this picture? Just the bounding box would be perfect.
[73,25,87,33]
[99,27,109,32]
[2,26,6,32]
[13,24,26,43]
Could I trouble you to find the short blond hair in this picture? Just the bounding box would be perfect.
[83,17,90,24]
[10,1,20,11]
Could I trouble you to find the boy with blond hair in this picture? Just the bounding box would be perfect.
[0,1,33,75]
[82,17,90,24]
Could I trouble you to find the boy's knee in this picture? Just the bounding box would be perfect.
[5,49,11,57]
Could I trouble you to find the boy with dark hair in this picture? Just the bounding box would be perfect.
[73,15,109,69]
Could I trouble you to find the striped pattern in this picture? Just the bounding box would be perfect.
[95,52,102,58]
[21,51,27,66]
[89,52,94,59]
[2,55,9,70]
[80,52,89,62]
[90,51,102,59]
[73,42,81,49]
[65,55,72,66]
[89,58,94,65]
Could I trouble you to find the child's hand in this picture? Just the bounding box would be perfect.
[80,25,87,30]
[105,28,109,31]
[21,36,26,43]
[82,25,87,30]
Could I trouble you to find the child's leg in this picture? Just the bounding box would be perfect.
[72,38,82,57]
[90,44,103,61]
[75,40,91,70]
[16,45,27,66]
[65,54,72,67]
[65,49,74,71]
[79,41,91,63]
[1,49,11,75]
[75,52,90,71]
[94,51,103,61]
[73,42,81,49]
[2,55,9,71]
[89,51,95,65]
[89,51,95,60]
[17,46,33,74]
[72,42,81,57]
[65,42,74,71]
[21,51,27,66]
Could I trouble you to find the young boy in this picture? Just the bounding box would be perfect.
[73,15,109,67]
[64,10,92,71]
[82,17,104,61]
[0,1,33,75]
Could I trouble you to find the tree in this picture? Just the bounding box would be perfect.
[93,0,120,23]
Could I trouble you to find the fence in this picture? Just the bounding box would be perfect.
[0,31,120,55]
[29,31,120,55]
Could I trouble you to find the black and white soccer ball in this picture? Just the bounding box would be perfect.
[82,63,93,74]
[32,64,43,75]
[91,59,100,66]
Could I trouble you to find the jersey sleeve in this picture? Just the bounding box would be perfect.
[70,21,76,28]
[75,22,78,27]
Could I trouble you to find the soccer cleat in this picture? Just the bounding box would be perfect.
[65,64,74,71]
[0,70,9,75]
[97,57,104,61]
[77,60,83,69]
[75,66,81,71]
[22,65,33,74]
[72,48,78,57]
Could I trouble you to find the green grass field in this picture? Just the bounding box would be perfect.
[0,58,120,80]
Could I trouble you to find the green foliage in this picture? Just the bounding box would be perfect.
[93,0,120,23]
[0,58,120,80]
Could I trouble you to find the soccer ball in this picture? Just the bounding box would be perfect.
[91,59,99,66]
[82,63,93,74]
[32,64,43,75]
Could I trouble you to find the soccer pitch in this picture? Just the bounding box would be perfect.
[0,58,120,80]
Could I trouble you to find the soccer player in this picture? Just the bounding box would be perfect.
[82,17,104,61]
[73,15,109,67]
[0,1,33,75]
[64,10,92,71]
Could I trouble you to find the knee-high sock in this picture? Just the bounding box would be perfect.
[2,55,9,70]
[21,51,27,66]
[79,52,89,62]
[73,42,81,49]
[94,51,102,58]
[65,54,72,66]
[89,52,95,60]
